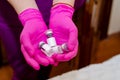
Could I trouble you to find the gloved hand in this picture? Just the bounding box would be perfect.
[49,4,78,62]
[19,8,54,70]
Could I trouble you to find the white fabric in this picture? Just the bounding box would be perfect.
[48,54,120,80]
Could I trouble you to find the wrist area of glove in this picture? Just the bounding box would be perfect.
[18,8,44,26]
[51,3,75,18]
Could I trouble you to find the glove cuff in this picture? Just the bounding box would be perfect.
[18,8,43,26]
[51,3,74,18]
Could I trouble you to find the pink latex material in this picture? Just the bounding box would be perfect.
[49,4,79,62]
[19,9,54,70]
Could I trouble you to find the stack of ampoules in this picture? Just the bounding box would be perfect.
[39,29,68,57]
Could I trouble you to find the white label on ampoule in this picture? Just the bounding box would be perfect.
[39,41,54,57]
[41,49,53,57]
[47,37,57,47]
[52,46,63,54]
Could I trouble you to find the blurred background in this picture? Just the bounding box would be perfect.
[0,0,120,79]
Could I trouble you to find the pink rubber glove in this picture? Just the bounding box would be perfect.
[19,9,54,70]
[49,4,79,62]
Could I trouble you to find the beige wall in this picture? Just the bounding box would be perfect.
[108,0,120,35]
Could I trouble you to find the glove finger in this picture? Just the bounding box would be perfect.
[51,55,59,66]
[46,57,55,65]
[21,45,40,70]
[64,41,78,60]
[67,26,78,51]
[53,61,59,66]
[20,34,35,56]
[34,52,49,66]
[52,53,66,62]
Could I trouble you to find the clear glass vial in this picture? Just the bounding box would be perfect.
[39,41,53,57]
[52,46,63,54]
[61,43,69,51]
[46,29,57,47]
